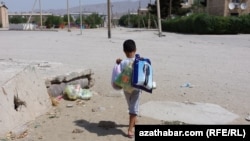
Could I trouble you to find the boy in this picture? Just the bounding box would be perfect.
[116,39,141,138]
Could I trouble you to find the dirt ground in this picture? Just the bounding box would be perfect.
[0,27,250,141]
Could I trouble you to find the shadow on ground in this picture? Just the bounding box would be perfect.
[74,119,128,137]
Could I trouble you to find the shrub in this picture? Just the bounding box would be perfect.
[192,14,213,34]
[162,13,250,34]
[9,16,27,24]
[45,15,63,28]
[239,15,250,33]
[84,13,103,28]
[226,16,241,34]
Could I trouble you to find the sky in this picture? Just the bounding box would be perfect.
[3,0,139,12]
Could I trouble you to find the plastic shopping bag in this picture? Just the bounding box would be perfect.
[64,84,92,100]
[111,64,122,90]
[114,62,134,93]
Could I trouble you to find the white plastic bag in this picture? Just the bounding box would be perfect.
[64,84,92,100]
[64,85,79,100]
[111,64,122,90]
[78,88,92,100]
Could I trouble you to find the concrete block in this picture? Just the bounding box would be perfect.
[0,65,52,136]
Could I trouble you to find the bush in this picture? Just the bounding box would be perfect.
[212,16,229,34]
[84,13,103,28]
[45,15,63,28]
[239,15,250,33]
[162,13,250,34]
[192,14,214,34]
[9,16,27,24]
[119,14,157,28]
[226,16,241,34]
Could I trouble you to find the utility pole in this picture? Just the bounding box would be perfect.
[107,0,111,38]
[128,9,130,27]
[79,0,82,35]
[169,0,172,18]
[39,0,43,29]
[27,0,37,26]
[67,0,71,32]
[156,0,162,37]
[111,4,114,28]
[148,0,151,29]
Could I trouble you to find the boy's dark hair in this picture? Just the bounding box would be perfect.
[123,39,136,53]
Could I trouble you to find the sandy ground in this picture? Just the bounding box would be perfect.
[0,27,250,140]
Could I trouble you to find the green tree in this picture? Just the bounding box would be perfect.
[75,15,86,27]
[84,13,103,28]
[119,14,140,27]
[32,16,40,24]
[63,14,74,25]
[9,16,27,24]
[45,15,63,28]
[119,14,157,28]
[190,0,206,14]
[119,14,129,27]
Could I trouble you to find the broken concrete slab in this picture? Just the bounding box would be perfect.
[0,65,52,136]
[140,101,239,124]
[0,59,95,137]
[0,58,30,86]
[44,69,95,98]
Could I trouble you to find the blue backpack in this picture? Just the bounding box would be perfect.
[132,54,154,93]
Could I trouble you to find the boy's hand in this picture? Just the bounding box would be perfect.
[116,58,122,64]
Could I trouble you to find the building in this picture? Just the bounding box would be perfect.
[138,8,149,16]
[182,0,250,16]
[208,0,250,16]
[0,3,9,28]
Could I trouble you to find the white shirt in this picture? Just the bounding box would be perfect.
[120,57,134,71]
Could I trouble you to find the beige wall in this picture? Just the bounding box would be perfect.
[182,0,250,16]
[0,6,9,28]
[208,0,250,16]
[207,0,227,16]
[138,8,148,16]
[241,0,250,15]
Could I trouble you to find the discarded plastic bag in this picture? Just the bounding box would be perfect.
[64,84,92,100]
[78,88,92,100]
